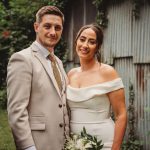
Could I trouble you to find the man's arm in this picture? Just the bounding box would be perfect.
[7,52,35,149]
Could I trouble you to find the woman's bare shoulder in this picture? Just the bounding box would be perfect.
[100,63,119,80]
[67,67,80,78]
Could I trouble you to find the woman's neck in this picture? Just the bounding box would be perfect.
[80,58,98,72]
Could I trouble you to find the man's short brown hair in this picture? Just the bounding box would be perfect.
[36,5,64,24]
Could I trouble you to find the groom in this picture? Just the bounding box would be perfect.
[7,6,69,150]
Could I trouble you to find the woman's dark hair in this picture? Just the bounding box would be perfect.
[75,23,103,63]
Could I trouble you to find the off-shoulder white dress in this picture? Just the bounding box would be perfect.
[67,78,124,149]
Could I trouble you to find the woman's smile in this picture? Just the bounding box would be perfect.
[79,48,90,54]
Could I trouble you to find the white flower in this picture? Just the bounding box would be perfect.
[84,142,93,148]
[76,138,86,149]
[64,127,103,150]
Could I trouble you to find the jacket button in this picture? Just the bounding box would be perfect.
[59,104,62,108]
[59,123,63,128]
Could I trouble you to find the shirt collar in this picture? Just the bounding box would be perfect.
[34,41,54,58]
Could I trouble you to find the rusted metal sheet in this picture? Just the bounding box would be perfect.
[114,57,150,149]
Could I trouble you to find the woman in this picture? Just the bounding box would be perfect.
[67,23,127,150]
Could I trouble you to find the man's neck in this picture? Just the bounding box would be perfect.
[36,40,54,53]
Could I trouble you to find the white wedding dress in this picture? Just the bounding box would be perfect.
[67,78,124,149]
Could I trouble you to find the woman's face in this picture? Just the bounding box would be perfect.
[76,28,97,60]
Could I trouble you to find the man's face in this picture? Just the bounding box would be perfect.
[34,14,63,51]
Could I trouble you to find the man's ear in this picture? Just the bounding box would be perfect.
[34,22,39,33]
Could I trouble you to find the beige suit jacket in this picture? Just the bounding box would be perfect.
[7,42,69,150]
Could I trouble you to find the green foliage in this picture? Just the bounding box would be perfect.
[122,140,143,150]
[55,38,68,64]
[121,82,143,150]
[0,109,16,150]
[144,107,150,136]
[92,0,108,28]
[80,127,104,150]
[65,127,103,150]
[0,0,69,109]
[132,0,144,19]
[48,0,69,10]
[0,88,7,109]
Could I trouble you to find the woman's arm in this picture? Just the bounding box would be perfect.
[108,88,127,150]
[101,64,127,150]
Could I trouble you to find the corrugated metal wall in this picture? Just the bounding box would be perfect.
[104,1,150,64]
[64,0,150,149]
[103,2,150,150]
[114,58,150,149]
[103,1,133,64]
[104,1,150,149]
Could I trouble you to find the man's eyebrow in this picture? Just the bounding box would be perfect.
[43,23,62,26]
[43,23,51,25]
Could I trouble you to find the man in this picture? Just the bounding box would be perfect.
[7,6,69,150]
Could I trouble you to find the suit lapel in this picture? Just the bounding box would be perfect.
[30,43,62,98]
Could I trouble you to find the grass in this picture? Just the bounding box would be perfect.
[0,109,16,150]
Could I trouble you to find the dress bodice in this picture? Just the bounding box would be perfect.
[67,78,124,101]
[67,78,124,123]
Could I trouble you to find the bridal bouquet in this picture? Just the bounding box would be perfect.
[64,127,103,150]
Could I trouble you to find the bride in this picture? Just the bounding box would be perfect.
[67,23,127,150]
